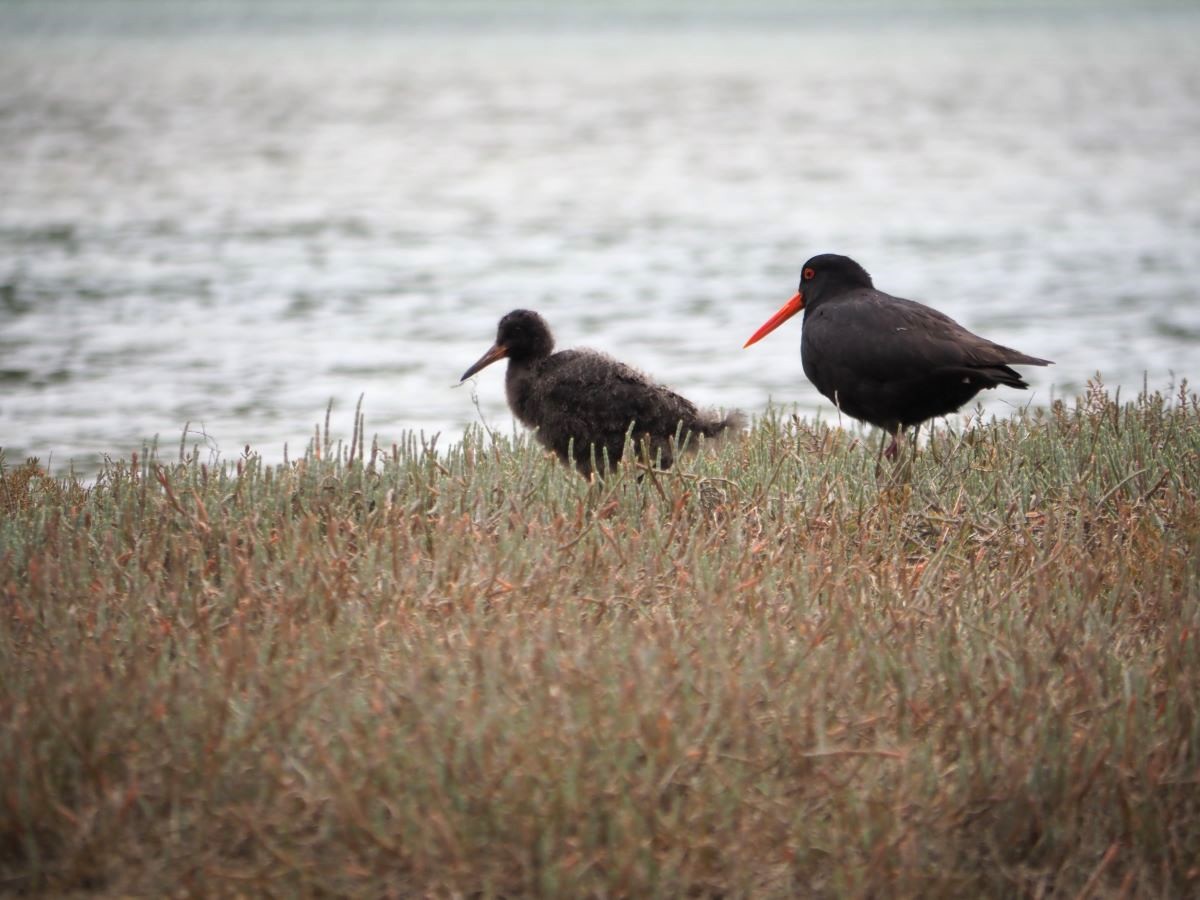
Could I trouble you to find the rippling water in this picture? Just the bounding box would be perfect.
[2,4,1198,472]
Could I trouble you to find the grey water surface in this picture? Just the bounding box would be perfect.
[2,3,1198,472]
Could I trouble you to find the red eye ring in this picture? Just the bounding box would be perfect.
[803,267,815,280]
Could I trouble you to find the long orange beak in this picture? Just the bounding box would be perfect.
[743,292,804,348]
[460,343,509,381]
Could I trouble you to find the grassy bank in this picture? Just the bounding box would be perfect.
[2,383,1199,897]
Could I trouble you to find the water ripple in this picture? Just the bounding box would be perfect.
[1,10,1198,472]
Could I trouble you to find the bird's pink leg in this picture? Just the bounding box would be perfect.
[883,434,901,461]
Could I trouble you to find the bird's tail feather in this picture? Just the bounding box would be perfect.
[969,364,1033,390]
[1006,351,1053,367]
[697,409,747,439]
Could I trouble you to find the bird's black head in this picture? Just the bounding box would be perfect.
[460,309,555,381]
[796,254,873,309]
[744,253,874,348]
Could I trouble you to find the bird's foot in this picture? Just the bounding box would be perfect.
[883,438,900,461]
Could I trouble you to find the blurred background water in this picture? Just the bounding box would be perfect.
[2,1,1198,473]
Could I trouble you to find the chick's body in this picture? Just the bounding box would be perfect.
[463,310,740,476]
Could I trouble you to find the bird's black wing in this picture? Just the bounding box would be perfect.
[807,292,1049,385]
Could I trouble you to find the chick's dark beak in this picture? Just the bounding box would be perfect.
[460,343,509,381]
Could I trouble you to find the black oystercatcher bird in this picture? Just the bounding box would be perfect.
[462,309,742,477]
[744,254,1052,461]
